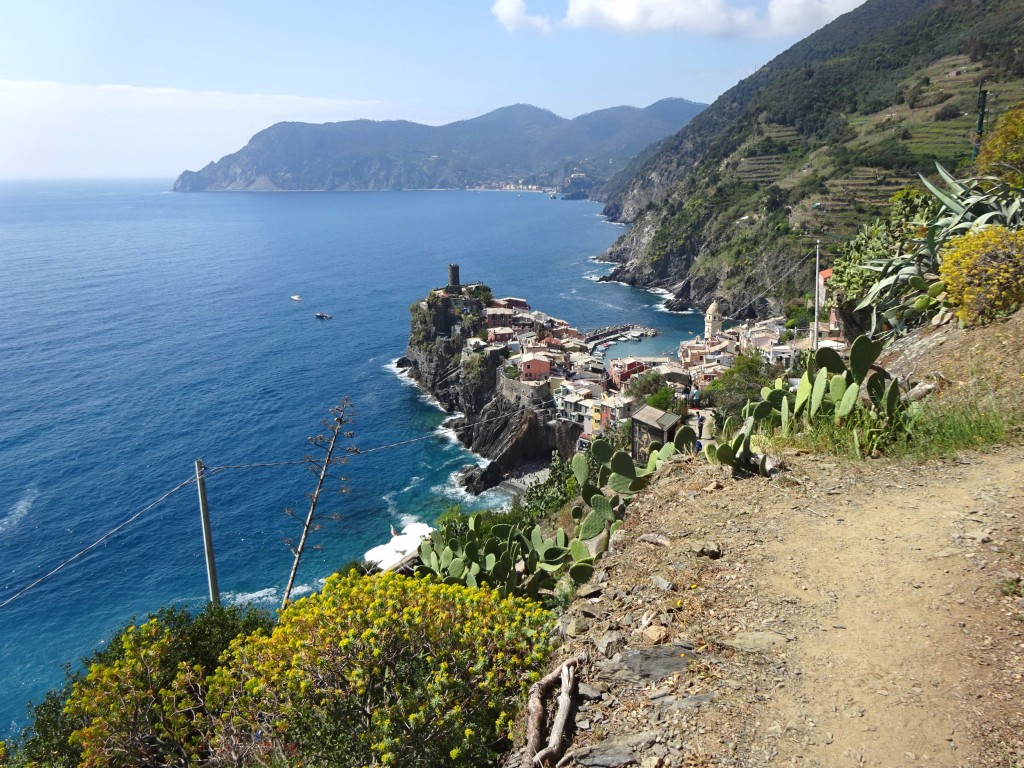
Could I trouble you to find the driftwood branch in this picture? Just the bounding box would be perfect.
[533,663,576,766]
[522,656,584,768]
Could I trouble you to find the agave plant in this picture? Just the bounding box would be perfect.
[857,164,1024,339]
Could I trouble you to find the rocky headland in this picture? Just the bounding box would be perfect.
[395,277,581,494]
[171,100,706,194]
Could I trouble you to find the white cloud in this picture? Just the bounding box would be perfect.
[496,0,865,37]
[0,80,386,179]
[492,0,553,33]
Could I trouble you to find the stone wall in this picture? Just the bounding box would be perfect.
[497,369,552,408]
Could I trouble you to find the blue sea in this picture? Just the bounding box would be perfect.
[0,180,702,735]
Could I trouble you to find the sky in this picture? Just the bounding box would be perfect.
[0,0,866,179]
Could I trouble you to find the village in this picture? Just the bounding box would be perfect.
[429,264,846,463]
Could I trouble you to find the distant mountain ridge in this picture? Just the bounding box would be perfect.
[172,99,707,193]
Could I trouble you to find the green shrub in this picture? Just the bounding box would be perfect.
[463,353,487,382]
[703,350,782,418]
[976,101,1024,186]
[940,226,1024,325]
[207,572,553,768]
[645,386,686,415]
[934,101,962,121]
[624,370,663,397]
[49,605,271,768]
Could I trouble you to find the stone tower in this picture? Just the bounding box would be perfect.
[704,300,722,340]
[447,263,461,292]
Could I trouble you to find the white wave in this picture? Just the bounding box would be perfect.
[400,475,423,494]
[384,359,448,411]
[384,358,417,386]
[654,302,696,315]
[434,421,481,457]
[0,487,38,536]
[290,583,315,598]
[364,521,434,570]
[382,476,424,515]
[224,586,278,605]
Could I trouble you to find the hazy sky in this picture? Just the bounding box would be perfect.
[0,0,866,179]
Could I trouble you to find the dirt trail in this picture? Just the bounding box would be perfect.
[761,454,1023,766]
[552,447,1024,768]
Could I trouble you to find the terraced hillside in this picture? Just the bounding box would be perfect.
[598,0,1024,319]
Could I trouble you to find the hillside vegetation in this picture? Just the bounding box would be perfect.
[599,0,1024,318]
[172,99,706,193]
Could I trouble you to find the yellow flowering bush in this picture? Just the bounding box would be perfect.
[18,604,272,768]
[939,226,1024,325]
[207,571,553,768]
[65,619,209,768]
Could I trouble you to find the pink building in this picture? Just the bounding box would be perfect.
[520,354,551,382]
[487,326,515,344]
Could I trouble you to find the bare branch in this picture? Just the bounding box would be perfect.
[282,397,357,609]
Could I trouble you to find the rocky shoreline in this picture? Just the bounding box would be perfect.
[393,352,572,495]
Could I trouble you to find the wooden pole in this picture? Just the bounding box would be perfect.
[194,459,220,606]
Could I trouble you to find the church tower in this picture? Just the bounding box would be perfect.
[704,300,722,340]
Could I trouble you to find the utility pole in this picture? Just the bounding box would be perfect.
[812,239,821,353]
[974,79,989,158]
[194,459,220,606]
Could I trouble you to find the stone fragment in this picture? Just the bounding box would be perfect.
[637,533,671,547]
[578,682,604,700]
[577,584,604,599]
[644,626,672,645]
[576,743,637,767]
[619,644,695,682]
[564,615,589,637]
[624,731,658,748]
[597,630,626,658]
[651,575,674,591]
[691,540,722,559]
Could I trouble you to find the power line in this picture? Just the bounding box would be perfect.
[0,474,197,611]
[0,397,558,611]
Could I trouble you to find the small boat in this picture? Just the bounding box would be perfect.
[315,312,333,320]
[290,294,302,301]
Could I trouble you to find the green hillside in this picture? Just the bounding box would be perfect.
[599,0,1024,318]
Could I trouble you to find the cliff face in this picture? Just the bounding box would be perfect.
[397,289,564,492]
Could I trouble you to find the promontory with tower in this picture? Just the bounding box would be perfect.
[396,265,841,491]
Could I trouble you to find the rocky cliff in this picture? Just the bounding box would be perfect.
[396,287,572,493]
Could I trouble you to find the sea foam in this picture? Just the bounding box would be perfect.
[0,487,38,536]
